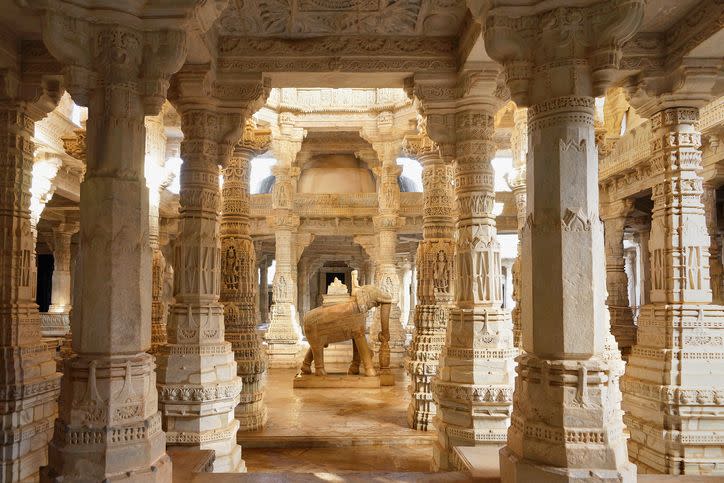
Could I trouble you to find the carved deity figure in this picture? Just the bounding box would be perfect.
[433,250,450,293]
[223,245,240,291]
[300,285,392,377]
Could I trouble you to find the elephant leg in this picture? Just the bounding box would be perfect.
[301,347,314,374]
[348,339,360,375]
[354,335,376,377]
[311,344,326,376]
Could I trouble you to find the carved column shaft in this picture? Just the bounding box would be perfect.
[44,25,188,482]
[404,131,455,431]
[482,3,644,479]
[43,222,79,338]
[265,164,304,367]
[370,157,406,381]
[147,114,169,355]
[220,125,270,432]
[602,201,636,357]
[0,97,61,481]
[432,108,516,470]
[623,104,724,475]
[156,107,244,473]
[259,256,269,325]
[508,107,527,349]
[703,183,722,304]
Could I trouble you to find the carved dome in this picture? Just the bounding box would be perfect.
[298,154,375,194]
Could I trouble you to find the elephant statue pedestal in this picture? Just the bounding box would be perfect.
[293,285,393,389]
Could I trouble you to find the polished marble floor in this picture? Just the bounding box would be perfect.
[239,368,435,449]
[238,367,437,473]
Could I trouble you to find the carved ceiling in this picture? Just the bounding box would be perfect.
[217,0,468,37]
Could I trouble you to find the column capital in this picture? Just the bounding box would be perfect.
[402,131,439,164]
[600,198,634,221]
[482,0,646,104]
[373,215,405,232]
[235,120,272,159]
[267,213,300,230]
[52,221,80,237]
[624,58,723,119]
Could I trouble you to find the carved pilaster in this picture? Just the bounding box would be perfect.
[601,199,636,358]
[483,2,645,480]
[220,121,270,431]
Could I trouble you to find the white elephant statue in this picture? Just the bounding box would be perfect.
[300,284,392,376]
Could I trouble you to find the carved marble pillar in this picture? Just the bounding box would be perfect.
[431,106,516,470]
[398,258,412,329]
[403,130,455,431]
[146,115,169,356]
[259,256,269,326]
[0,77,62,482]
[220,122,270,432]
[482,1,645,478]
[156,87,247,471]
[371,151,406,378]
[703,183,723,304]
[602,200,636,358]
[507,107,527,349]
[634,225,652,306]
[265,164,304,367]
[32,14,200,481]
[43,222,79,338]
[622,101,724,475]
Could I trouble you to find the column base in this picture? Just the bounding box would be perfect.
[500,446,637,483]
[0,342,60,483]
[266,342,307,369]
[235,405,268,432]
[42,448,172,483]
[39,312,70,338]
[622,303,724,476]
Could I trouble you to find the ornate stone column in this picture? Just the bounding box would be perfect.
[601,199,636,358]
[30,7,203,480]
[146,114,170,355]
[0,68,62,481]
[622,67,724,474]
[703,183,723,304]
[43,222,79,338]
[156,67,266,473]
[507,107,527,348]
[434,97,516,470]
[220,121,270,432]
[403,128,455,431]
[265,162,305,367]
[259,255,270,326]
[483,0,645,479]
[372,143,407,379]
